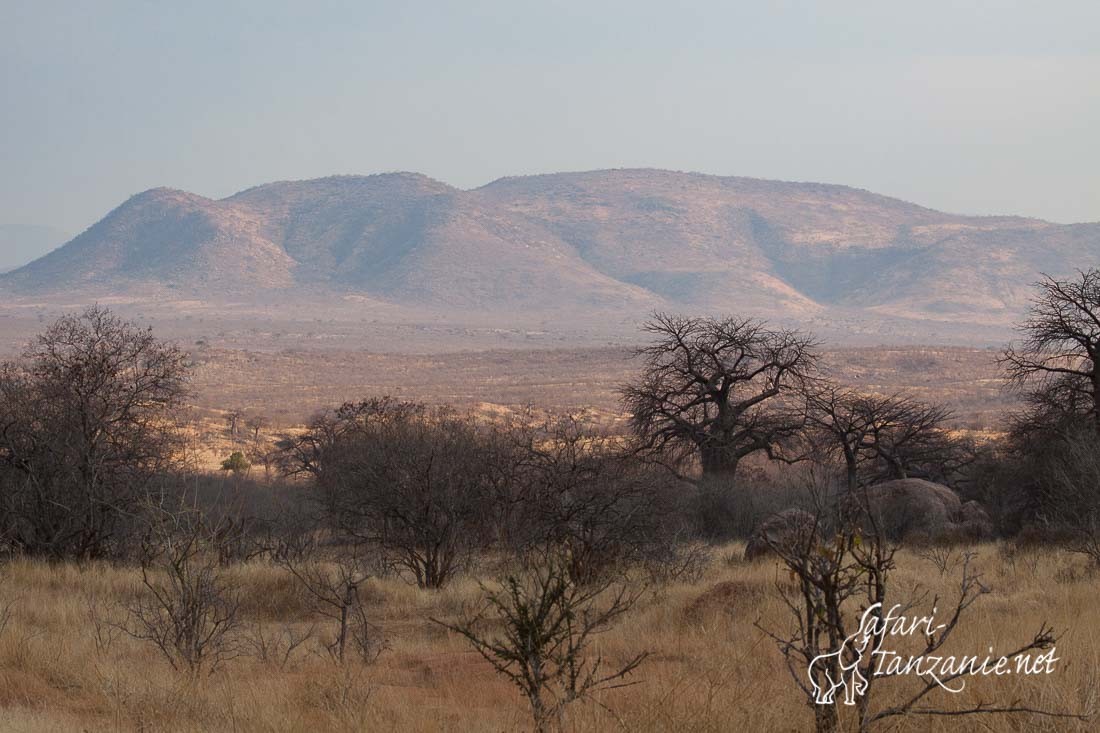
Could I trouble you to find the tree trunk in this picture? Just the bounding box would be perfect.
[699,445,740,481]
[844,447,859,493]
[337,581,356,662]
[1091,371,1100,434]
[814,702,839,733]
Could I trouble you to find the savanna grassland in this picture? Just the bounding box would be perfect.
[0,543,1093,732]
[0,304,1087,733]
[178,342,1008,471]
[185,344,1009,425]
[0,308,1011,426]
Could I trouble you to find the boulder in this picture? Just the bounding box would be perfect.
[744,481,994,557]
[744,508,817,561]
[858,478,992,541]
[958,500,995,538]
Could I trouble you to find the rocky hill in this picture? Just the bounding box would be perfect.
[4,169,1096,336]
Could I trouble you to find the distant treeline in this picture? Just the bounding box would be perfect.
[0,268,1098,571]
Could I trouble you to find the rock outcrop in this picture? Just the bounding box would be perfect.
[744,508,818,561]
[858,478,993,541]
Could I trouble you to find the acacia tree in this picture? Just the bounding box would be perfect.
[806,387,961,491]
[622,313,818,485]
[436,548,647,732]
[0,306,188,559]
[1002,269,1100,433]
[804,387,877,492]
[857,396,960,483]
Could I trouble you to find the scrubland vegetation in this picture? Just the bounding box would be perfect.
[0,542,1095,732]
[0,269,1099,731]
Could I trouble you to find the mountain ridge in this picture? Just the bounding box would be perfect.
[4,169,1096,337]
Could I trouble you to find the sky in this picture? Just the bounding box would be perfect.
[2,0,1098,264]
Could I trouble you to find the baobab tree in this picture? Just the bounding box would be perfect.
[622,313,818,485]
[999,269,1100,553]
[1002,268,1100,433]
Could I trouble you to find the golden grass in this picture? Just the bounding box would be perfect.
[0,544,1095,732]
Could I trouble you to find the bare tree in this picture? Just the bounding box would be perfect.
[242,620,316,670]
[508,414,681,584]
[756,482,890,733]
[224,409,244,440]
[1034,427,1100,564]
[244,412,269,441]
[913,544,962,576]
[121,500,242,676]
[861,396,958,482]
[805,387,962,490]
[759,484,1078,732]
[1002,268,1100,433]
[803,386,878,492]
[282,398,504,589]
[435,548,647,732]
[992,272,1100,532]
[0,306,188,559]
[622,313,818,485]
[277,551,383,664]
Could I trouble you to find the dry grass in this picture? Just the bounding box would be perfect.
[0,544,1095,731]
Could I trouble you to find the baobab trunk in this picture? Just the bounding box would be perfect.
[843,447,859,493]
[699,445,740,481]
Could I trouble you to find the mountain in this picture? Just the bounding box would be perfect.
[3,169,1096,335]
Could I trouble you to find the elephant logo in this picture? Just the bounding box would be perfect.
[808,625,877,706]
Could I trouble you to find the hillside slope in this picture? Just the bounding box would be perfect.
[4,169,1096,332]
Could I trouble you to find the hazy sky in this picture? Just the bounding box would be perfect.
[2,1,1098,258]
